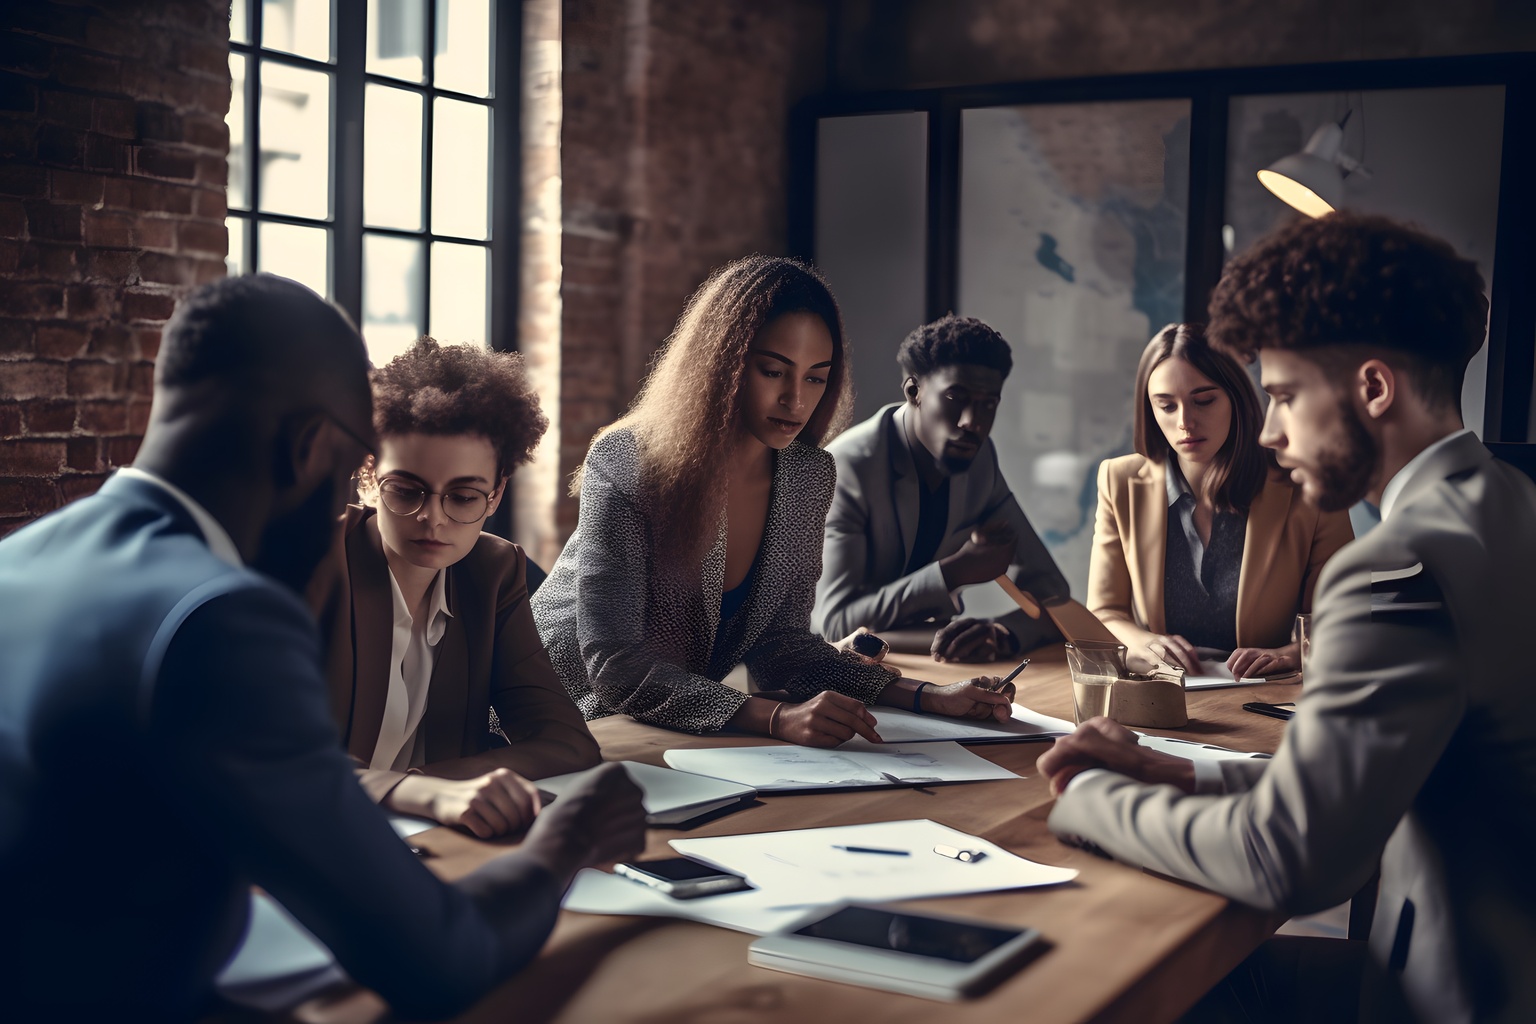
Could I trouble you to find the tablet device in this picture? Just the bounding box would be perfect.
[748,903,1046,1001]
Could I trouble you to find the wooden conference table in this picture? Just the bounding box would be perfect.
[277,646,1297,1024]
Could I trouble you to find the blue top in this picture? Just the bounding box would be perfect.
[1163,459,1245,652]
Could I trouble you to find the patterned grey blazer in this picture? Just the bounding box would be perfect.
[530,429,894,733]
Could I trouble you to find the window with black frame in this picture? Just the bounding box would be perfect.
[227,0,503,364]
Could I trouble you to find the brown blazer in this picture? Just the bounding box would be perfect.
[309,505,600,801]
[1087,453,1354,649]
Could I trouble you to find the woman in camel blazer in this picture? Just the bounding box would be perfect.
[1088,324,1353,678]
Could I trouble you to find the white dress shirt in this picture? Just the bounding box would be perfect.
[370,568,452,772]
[116,467,243,568]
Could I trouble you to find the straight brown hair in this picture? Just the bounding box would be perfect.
[1133,322,1273,514]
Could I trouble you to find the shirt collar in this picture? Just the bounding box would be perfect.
[116,467,243,568]
[386,566,453,646]
[1165,457,1194,508]
[1378,428,1475,521]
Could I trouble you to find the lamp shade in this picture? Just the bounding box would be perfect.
[1257,122,1347,218]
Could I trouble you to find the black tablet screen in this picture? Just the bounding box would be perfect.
[793,906,1022,964]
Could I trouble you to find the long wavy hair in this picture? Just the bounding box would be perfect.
[1133,322,1274,514]
[575,255,855,559]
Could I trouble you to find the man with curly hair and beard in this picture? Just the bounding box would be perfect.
[310,337,600,840]
[1039,213,1536,1023]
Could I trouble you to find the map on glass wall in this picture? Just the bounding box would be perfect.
[958,101,1190,600]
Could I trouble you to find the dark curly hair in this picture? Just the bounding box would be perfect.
[896,314,1013,381]
[370,337,549,479]
[1207,212,1488,410]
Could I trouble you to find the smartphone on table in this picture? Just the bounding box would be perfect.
[1242,701,1296,721]
[613,857,753,899]
[850,631,889,660]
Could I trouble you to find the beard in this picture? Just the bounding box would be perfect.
[1309,398,1379,512]
[939,453,977,474]
[253,474,342,594]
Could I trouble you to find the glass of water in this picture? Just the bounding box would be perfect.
[1064,640,1127,725]
[1293,613,1313,677]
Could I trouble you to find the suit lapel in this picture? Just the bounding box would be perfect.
[890,405,921,570]
[421,569,469,763]
[346,514,393,764]
[1132,460,1167,634]
[1237,473,1291,649]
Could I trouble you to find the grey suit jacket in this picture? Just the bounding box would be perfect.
[1049,432,1536,1023]
[531,430,894,734]
[813,402,1069,645]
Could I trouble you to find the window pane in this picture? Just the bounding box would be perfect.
[259,63,332,220]
[431,98,489,239]
[368,0,425,83]
[815,112,928,424]
[433,0,492,97]
[363,234,425,364]
[227,54,248,210]
[226,217,246,277]
[429,242,487,347]
[231,0,249,45]
[262,0,333,62]
[259,221,330,298]
[364,85,423,230]
[959,100,1191,599]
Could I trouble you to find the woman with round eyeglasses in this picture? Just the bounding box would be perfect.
[308,338,600,840]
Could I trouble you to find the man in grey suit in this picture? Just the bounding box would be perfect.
[1041,213,1536,1022]
[813,315,1068,661]
[0,275,644,1020]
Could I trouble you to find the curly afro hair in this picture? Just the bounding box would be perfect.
[1207,212,1488,410]
[371,337,549,479]
[897,314,1013,381]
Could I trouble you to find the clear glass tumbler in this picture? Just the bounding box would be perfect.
[1064,640,1127,725]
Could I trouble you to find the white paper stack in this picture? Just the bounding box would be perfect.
[859,704,1075,745]
[662,741,1019,792]
[539,761,757,826]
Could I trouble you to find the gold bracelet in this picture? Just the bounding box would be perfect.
[768,701,785,739]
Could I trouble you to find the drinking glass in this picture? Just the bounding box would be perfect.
[1064,640,1126,725]
[1293,613,1312,677]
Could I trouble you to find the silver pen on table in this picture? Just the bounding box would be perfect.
[982,656,1030,691]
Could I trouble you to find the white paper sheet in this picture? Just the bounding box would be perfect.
[215,893,346,1011]
[564,819,1077,936]
[1182,658,1271,690]
[1136,733,1270,762]
[540,761,756,825]
[663,742,1019,791]
[857,704,1075,746]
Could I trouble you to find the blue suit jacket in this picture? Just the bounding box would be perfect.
[0,475,561,1020]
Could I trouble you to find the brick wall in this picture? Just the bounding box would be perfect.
[556,0,828,540]
[0,0,229,538]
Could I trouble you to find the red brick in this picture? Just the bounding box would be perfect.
[50,169,105,205]
[193,256,225,284]
[176,218,226,255]
[0,440,66,476]
[0,239,19,274]
[128,361,155,397]
[135,102,183,143]
[65,284,116,320]
[0,200,23,239]
[0,406,22,437]
[192,187,225,219]
[138,251,193,285]
[102,435,140,466]
[0,120,37,162]
[175,37,228,78]
[82,209,134,248]
[194,153,226,187]
[130,180,193,216]
[84,247,136,282]
[78,401,127,433]
[59,473,108,501]
[0,163,48,199]
[37,123,86,167]
[122,290,176,322]
[83,14,148,60]
[0,281,65,319]
[24,201,82,243]
[136,217,175,250]
[133,327,161,361]
[0,518,33,539]
[0,320,34,358]
[127,401,151,433]
[38,90,94,130]
[93,97,138,140]
[101,176,133,211]
[66,360,128,398]
[87,323,133,359]
[83,133,129,174]
[35,323,90,360]
[55,52,121,94]
[19,241,81,281]
[135,144,197,181]
[66,436,99,471]
[23,400,77,435]
[184,116,228,152]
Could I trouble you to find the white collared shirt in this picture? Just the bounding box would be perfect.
[115,467,243,568]
[1378,428,1475,521]
[370,568,452,772]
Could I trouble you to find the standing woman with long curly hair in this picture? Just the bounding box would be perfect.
[532,256,1015,745]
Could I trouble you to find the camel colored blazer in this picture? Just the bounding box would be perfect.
[1087,453,1353,649]
[309,505,600,800]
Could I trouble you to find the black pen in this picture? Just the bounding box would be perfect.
[832,845,910,856]
[983,657,1031,691]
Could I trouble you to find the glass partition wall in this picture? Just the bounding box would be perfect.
[800,56,1536,599]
